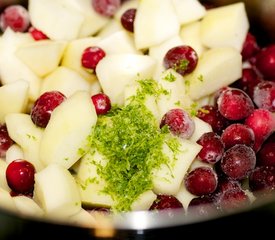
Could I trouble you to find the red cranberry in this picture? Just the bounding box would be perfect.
[30,91,66,128]
[160,108,195,139]
[149,194,183,211]
[163,45,198,76]
[187,195,218,217]
[120,8,136,32]
[81,46,106,71]
[241,32,260,61]
[257,142,275,167]
[0,124,14,158]
[0,5,30,32]
[6,159,35,194]
[91,93,111,115]
[253,81,275,112]
[28,26,48,40]
[92,0,121,17]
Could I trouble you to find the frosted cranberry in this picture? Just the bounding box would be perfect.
[149,194,183,211]
[120,8,136,32]
[196,132,224,164]
[0,5,30,32]
[160,108,195,139]
[81,46,106,71]
[215,177,242,194]
[221,123,255,149]
[257,142,275,166]
[241,32,260,61]
[28,27,48,40]
[163,45,198,76]
[30,91,66,128]
[253,81,275,112]
[92,0,121,17]
[244,108,275,152]
[220,144,256,180]
[0,124,14,158]
[185,167,218,196]
[255,44,275,79]
[187,195,218,217]
[196,105,229,134]
[6,159,35,194]
[91,93,111,115]
[217,88,254,121]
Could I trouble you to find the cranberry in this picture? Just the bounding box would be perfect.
[253,81,275,112]
[28,27,48,41]
[92,0,121,17]
[215,177,243,194]
[6,159,35,194]
[120,8,136,32]
[185,167,218,196]
[0,124,14,158]
[187,195,218,217]
[160,108,195,139]
[91,93,111,115]
[220,144,256,180]
[81,46,106,71]
[257,142,275,166]
[30,91,66,128]
[241,32,260,61]
[217,88,254,121]
[163,45,198,76]
[0,5,30,32]
[149,194,183,211]
[196,105,229,134]
[196,132,224,164]
[221,123,255,149]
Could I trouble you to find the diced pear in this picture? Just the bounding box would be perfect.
[152,136,202,195]
[134,0,180,50]
[34,163,81,218]
[186,47,242,100]
[39,91,97,169]
[76,150,114,208]
[180,21,207,57]
[189,117,213,143]
[28,0,84,40]
[96,54,156,106]
[15,40,67,77]
[0,28,41,101]
[200,2,249,52]
[0,188,17,213]
[61,37,101,83]
[0,160,10,191]
[175,182,196,210]
[172,0,206,24]
[0,80,29,124]
[68,208,96,228]
[97,20,124,38]
[13,195,44,218]
[130,190,156,211]
[188,158,213,172]
[5,113,45,171]
[41,66,91,98]
[5,144,24,165]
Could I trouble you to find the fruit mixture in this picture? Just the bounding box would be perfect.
[0,0,274,228]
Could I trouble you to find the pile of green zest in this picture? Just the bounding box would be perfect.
[89,79,180,212]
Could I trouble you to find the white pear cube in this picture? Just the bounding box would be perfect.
[97,20,123,38]
[28,0,84,40]
[0,80,29,123]
[152,136,202,195]
[0,187,17,213]
[5,144,24,165]
[130,190,156,211]
[15,40,67,77]
[41,66,91,97]
[175,183,196,210]
[40,91,97,169]
[172,0,206,24]
[189,117,213,143]
[0,160,10,192]
[96,54,156,106]
[34,163,81,218]
[200,2,249,52]
[5,113,45,171]
[134,0,180,50]
[68,209,96,228]
[186,47,242,100]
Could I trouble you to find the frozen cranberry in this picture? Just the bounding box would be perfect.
[0,5,30,32]
[91,93,111,115]
[221,123,255,149]
[120,8,136,32]
[254,44,275,79]
[81,46,106,71]
[160,108,195,139]
[215,177,242,194]
[220,144,256,180]
[196,105,229,134]
[6,159,35,194]
[187,195,218,217]
[30,91,66,128]
[185,167,218,196]
[0,124,14,158]
[163,45,198,76]
[257,142,275,166]
[253,81,275,112]
[241,32,260,61]
[28,27,48,40]
[217,88,254,121]
[196,132,224,164]
[149,194,183,211]
[92,0,121,17]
